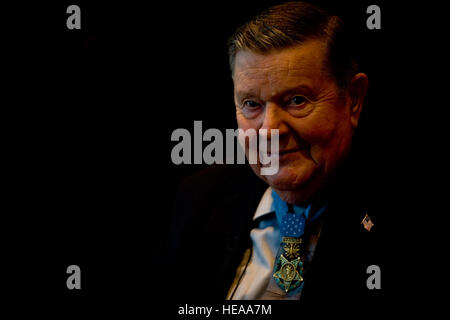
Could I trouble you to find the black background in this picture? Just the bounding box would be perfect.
[4,0,445,316]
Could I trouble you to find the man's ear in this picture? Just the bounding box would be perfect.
[348,73,368,129]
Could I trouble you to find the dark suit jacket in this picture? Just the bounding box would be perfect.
[165,155,385,308]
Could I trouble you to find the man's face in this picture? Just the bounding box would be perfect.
[233,40,362,203]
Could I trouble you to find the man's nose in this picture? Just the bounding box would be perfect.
[260,102,288,139]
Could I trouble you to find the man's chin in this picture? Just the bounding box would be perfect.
[262,167,313,191]
[255,165,323,203]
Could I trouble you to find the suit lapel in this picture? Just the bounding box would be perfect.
[299,173,368,304]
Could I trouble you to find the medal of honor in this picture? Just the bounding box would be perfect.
[273,237,304,292]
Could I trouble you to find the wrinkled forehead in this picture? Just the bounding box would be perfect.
[233,40,329,91]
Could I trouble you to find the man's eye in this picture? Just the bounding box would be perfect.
[290,95,308,106]
[243,100,261,108]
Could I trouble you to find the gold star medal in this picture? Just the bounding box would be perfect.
[273,237,304,292]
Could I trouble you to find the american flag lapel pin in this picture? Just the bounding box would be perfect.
[361,213,374,232]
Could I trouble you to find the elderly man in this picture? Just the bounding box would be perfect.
[167,2,380,303]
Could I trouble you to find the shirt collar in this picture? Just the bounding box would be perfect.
[253,187,328,223]
[253,187,275,221]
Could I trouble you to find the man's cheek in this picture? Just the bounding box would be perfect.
[302,110,344,142]
[298,122,335,145]
[305,123,340,162]
[309,129,349,168]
